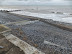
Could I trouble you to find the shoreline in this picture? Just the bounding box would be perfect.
[7,11,72,32]
[0,11,72,54]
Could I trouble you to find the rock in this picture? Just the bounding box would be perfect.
[0,46,3,49]
[56,12,63,14]
[51,12,55,13]
[70,14,72,15]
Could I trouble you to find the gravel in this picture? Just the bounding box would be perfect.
[0,12,30,24]
[0,11,72,54]
[6,21,72,54]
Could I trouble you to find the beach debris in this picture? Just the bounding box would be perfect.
[33,44,38,48]
[23,36,28,40]
[19,31,23,35]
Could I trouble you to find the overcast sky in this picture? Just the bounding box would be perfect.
[0,0,72,5]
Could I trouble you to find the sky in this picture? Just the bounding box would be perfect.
[0,0,72,5]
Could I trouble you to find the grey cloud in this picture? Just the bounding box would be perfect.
[64,0,72,1]
[0,0,72,5]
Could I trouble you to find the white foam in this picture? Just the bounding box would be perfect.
[11,11,72,23]
[0,8,72,23]
[0,8,18,11]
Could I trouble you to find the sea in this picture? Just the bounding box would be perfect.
[0,5,72,14]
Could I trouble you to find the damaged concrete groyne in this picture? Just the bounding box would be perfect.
[0,24,45,54]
